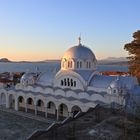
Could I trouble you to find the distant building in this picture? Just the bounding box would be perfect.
[0,37,140,119]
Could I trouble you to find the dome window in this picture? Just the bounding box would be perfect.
[64,79,67,86]
[61,80,64,86]
[67,78,70,86]
[68,61,70,68]
[70,61,72,68]
[86,61,91,68]
[80,62,82,68]
[74,81,76,87]
[77,61,79,68]
[71,79,73,86]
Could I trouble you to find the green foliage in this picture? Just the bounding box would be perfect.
[124,30,140,84]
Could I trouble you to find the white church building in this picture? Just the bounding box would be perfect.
[0,37,140,119]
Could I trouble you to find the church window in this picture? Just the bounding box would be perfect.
[86,62,91,68]
[64,79,67,86]
[89,62,91,68]
[68,61,69,68]
[80,62,82,68]
[113,90,116,93]
[61,80,63,86]
[77,61,79,68]
[86,62,88,68]
[70,61,72,68]
[74,81,76,87]
[71,79,73,86]
[67,78,70,86]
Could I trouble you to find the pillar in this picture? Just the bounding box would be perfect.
[45,107,48,118]
[6,95,10,108]
[15,98,18,111]
[35,105,37,115]
[25,102,27,112]
[56,109,59,121]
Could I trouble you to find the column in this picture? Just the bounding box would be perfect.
[56,109,59,121]
[68,112,72,117]
[6,95,10,109]
[35,105,37,116]
[15,98,18,111]
[45,107,48,118]
[25,102,27,112]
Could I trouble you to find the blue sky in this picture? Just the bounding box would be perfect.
[0,0,140,61]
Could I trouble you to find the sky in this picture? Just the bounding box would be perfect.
[0,0,140,61]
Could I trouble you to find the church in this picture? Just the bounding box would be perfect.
[0,37,140,120]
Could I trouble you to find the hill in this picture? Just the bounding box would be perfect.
[0,58,11,62]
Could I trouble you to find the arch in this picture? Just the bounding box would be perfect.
[0,93,6,106]
[36,99,45,117]
[26,97,35,114]
[47,101,56,119]
[18,96,26,112]
[9,94,15,109]
[71,105,82,116]
[58,103,68,119]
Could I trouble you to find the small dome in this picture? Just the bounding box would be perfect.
[37,71,56,86]
[110,78,122,89]
[20,73,36,85]
[62,44,96,61]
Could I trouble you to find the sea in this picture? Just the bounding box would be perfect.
[0,62,128,73]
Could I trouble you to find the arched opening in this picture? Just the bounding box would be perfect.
[26,97,35,114]
[36,99,45,117]
[18,96,25,112]
[71,105,81,117]
[0,93,6,107]
[58,103,68,120]
[9,94,15,109]
[47,101,56,119]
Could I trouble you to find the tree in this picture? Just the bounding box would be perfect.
[124,30,140,84]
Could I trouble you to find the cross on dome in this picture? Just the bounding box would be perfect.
[78,35,81,45]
